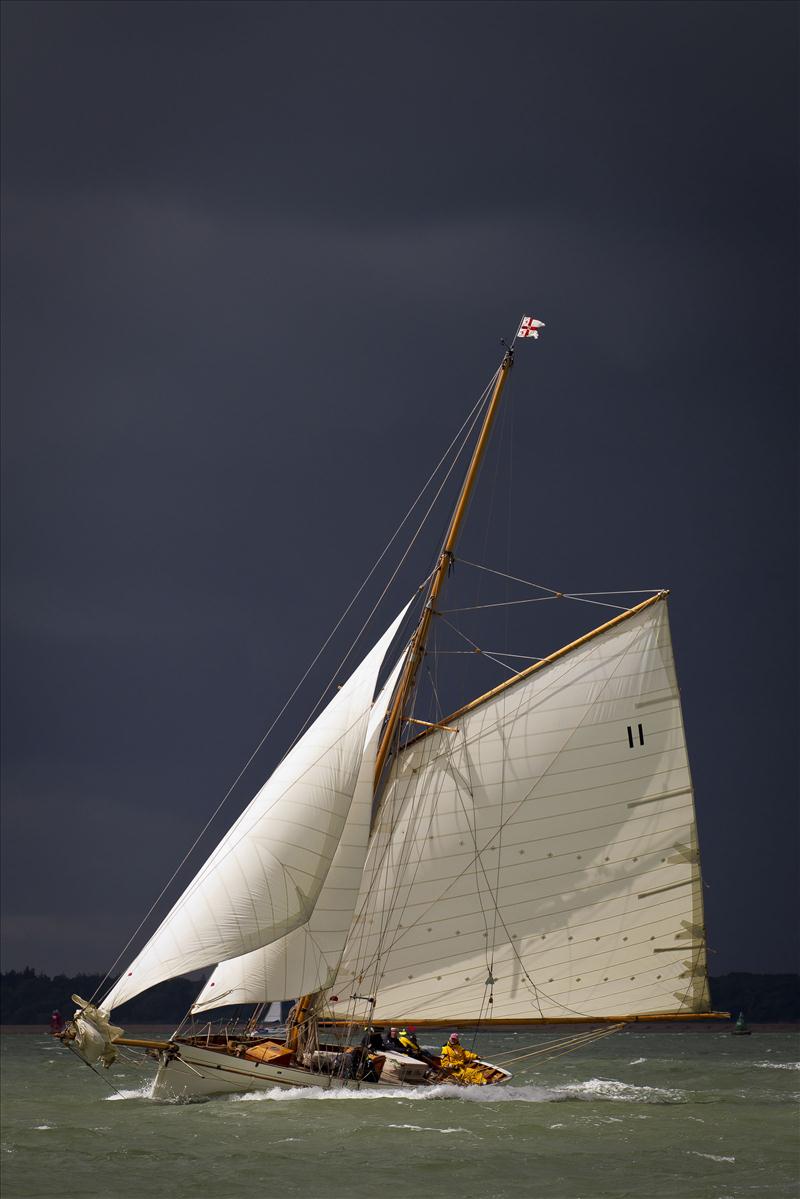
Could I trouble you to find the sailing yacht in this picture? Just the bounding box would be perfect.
[59,318,722,1099]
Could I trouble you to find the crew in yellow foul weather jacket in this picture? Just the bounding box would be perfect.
[399,1026,436,1065]
[439,1032,487,1085]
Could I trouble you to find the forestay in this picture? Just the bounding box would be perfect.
[191,614,410,1011]
[330,597,710,1022]
[103,604,410,1012]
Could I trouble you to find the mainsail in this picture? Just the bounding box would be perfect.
[330,594,709,1023]
[103,604,411,1012]
[191,622,409,1011]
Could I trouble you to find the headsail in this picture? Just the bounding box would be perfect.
[102,604,411,1012]
[191,611,410,1012]
[331,595,710,1023]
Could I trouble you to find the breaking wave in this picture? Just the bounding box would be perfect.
[386,1124,468,1133]
[231,1083,558,1103]
[556,1078,686,1104]
[104,1083,155,1101]
[229,1077,684,1105]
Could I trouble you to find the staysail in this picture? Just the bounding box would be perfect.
[191,614,410,1011]
[102,604,411,1012]
[330,595,710,1023]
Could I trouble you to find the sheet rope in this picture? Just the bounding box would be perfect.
[487,1022,626,1067]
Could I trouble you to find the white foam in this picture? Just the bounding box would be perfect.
[231,1083,558,1104]
[104,1083,154,1101]
[629,1057,647,1065]
[386,1124,468,1133]
[33,1125,52,1130]
[689,1152,735,1163]
[558,1078,685,1104]
[752,1061,799,1071]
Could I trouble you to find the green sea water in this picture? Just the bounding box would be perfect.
[1,1026,798,1199]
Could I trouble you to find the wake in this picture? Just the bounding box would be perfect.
[229,1077,685,1105]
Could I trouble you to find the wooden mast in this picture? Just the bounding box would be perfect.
[373,343,515,788]
[289,336,516,1054]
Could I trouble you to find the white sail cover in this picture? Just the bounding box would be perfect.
[103,604,410,1012]
[191,643,408,1012]
[330,597,710,1022]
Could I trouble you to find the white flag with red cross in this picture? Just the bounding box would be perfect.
[516,316,545,339]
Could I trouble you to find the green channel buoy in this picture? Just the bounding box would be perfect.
[731,1010,751,1036]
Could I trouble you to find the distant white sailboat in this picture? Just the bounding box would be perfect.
[59,319,723,1099]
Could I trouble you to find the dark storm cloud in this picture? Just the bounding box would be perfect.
[1,0,797,977]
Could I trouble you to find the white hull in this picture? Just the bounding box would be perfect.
[151,1042,509,1101]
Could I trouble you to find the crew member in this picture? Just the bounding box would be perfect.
[383,1026,404,1052]
[360,1026,385,1052]
[398,1026,435,1064]
[439,1032,487,1085]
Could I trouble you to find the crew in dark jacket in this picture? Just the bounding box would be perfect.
[383,1026,404,1052]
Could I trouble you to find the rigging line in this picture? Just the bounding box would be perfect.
[456,625,660,1020]
[472,376,508,615]
[123,684,391,935]
[456,559,560,594]
[346,565,494,997]
[338,407,530,996]
[373,621,654,1020]
[341,696,414,997]
[345,594,538,998]
[491,683,510,987]
[91,384,495,1007]
[425,665,495,964]
[346,673,467,996]
[566,590,664,596]
[362,659,539,959]
[64,1042,130,1099]
[428,667,499,987]
[561,595,629,612]
[436,614,519,676]
[493,1024,625,1067]
[433,650,544,661]
[367,659,450,967]
[420,667,539,1019]
[431,618,655,877]
[405,614,648,780]
[285,377,496,753]
[490,1025,622,1064]
[542,1028,625,1063]
[504,384,514,672]
[361,678,446,997]
[439,596,557,613]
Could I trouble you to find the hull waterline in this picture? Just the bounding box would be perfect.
[150,1042,510,1100]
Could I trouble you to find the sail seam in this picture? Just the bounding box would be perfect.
[345,605,695,1021]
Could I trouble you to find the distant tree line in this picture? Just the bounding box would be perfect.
[2,968,798,1025]
[709,973,799,1022]
[0,968,210,1025]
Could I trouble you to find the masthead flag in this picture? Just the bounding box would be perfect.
[517,316,545,340]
